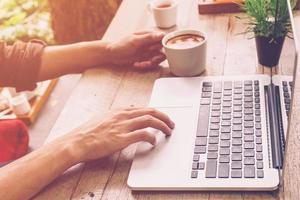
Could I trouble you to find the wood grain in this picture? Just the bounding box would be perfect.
[34,0,300,199]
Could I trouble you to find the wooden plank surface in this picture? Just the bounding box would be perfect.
[34,0,300,199]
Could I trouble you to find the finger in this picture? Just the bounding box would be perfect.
[126,108,175,129]
[126,115,173,136]
[134,53,166,69]
[148,43,163,51]
[134,30,154,35]
[135,32,165,46]
[151,54,166,65]
[134,60,153,68]
[126,130,157,145]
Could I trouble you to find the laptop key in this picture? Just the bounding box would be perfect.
[202,92,212,98]
[208,144,218,152]
[195,137,207,146]
[212,99,221,105]
[221,133,230,140]
[196,105,210,137]
[255,130,262,137]
[244,115,254,121]
[194,146,206,154]
[220,140,230,147]
[233,118,242,124]
[231,170,242,178]
[257,161,264,169]
[209,131,219,137]
[231,161,242,169]
[232,138,242,146]
[244,135,254,142]
[191,170,198,178]
[210,117,220,123]
[221,127,231,133]
[211,111,221,117]
[257,170,264,178]
[219,156,230,163]
[244,80,253,85]
[222,114,231,120]
[244,149,255,157]
[205,160,217,178]
[256,137,262,144]
[232,132,242,138]
[203,82,213,87]
[232,146,242,153]
[213,93,222,99]
[220,148,230,155]
[256,153,263,160]
[244,128,254,135]
[212,105,221,111]
[244,157,255,165]
[233,112,242,118]
[231,153,242,161]
[207,152,218,159]
[199,162,205,170]
[210,124,220,130]
[218,164,229,178]
[233,100,242,106]
[221,120,231,126]
[193,154,200,162]
[244,142,254,149]
[208,137,219,144]
[192,162,199,170]
[244,166,255,178]
[201,98,211,105]
[223,96,232,102]
[256,145,263,152]
[232,125,242,131]
[234,81,243,88]
[244,121,254,128]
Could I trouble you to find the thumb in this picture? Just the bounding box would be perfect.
[126,130,157,146]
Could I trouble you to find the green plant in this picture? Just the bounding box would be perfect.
[238,0,297,39]
[0,0,54,44]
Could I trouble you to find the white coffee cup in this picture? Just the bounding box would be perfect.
[162,29,207,76]
[149,0,177,29]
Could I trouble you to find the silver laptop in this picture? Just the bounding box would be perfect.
[127,4,299,191]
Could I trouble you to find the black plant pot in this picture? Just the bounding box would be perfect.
[255,36,285,68]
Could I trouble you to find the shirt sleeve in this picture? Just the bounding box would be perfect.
[0,40,47,92]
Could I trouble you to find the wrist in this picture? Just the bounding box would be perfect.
[75,40,112,72]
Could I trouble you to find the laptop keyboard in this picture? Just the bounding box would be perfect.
[191,80,264,179]
[282,81,293,117]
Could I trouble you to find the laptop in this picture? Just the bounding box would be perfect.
[127,2,299,191]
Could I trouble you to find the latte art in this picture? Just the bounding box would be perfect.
[166,34,205,49]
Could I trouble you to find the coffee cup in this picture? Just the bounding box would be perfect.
[149,0,177,29]
[162,29,207,76]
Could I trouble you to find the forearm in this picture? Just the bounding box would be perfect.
[38,40,112,81]
[0,136,78,200]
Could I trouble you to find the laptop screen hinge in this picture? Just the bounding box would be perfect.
[265,84,284,169]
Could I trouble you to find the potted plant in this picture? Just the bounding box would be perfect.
[239,0,297,67]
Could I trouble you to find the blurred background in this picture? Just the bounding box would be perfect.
[0,0,122,44]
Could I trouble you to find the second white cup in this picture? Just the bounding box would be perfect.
[150,0,177,29]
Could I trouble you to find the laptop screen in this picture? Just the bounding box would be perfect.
[280,0,299,179]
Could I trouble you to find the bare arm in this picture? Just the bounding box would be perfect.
[38,31,166,81]
[0,108,174,200]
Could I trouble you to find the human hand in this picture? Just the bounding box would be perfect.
[107,31,166,69]
[67,108,174,163]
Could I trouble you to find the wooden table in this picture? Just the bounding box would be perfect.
[34,0,300,199]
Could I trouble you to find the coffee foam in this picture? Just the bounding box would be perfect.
[166,34,204,49]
